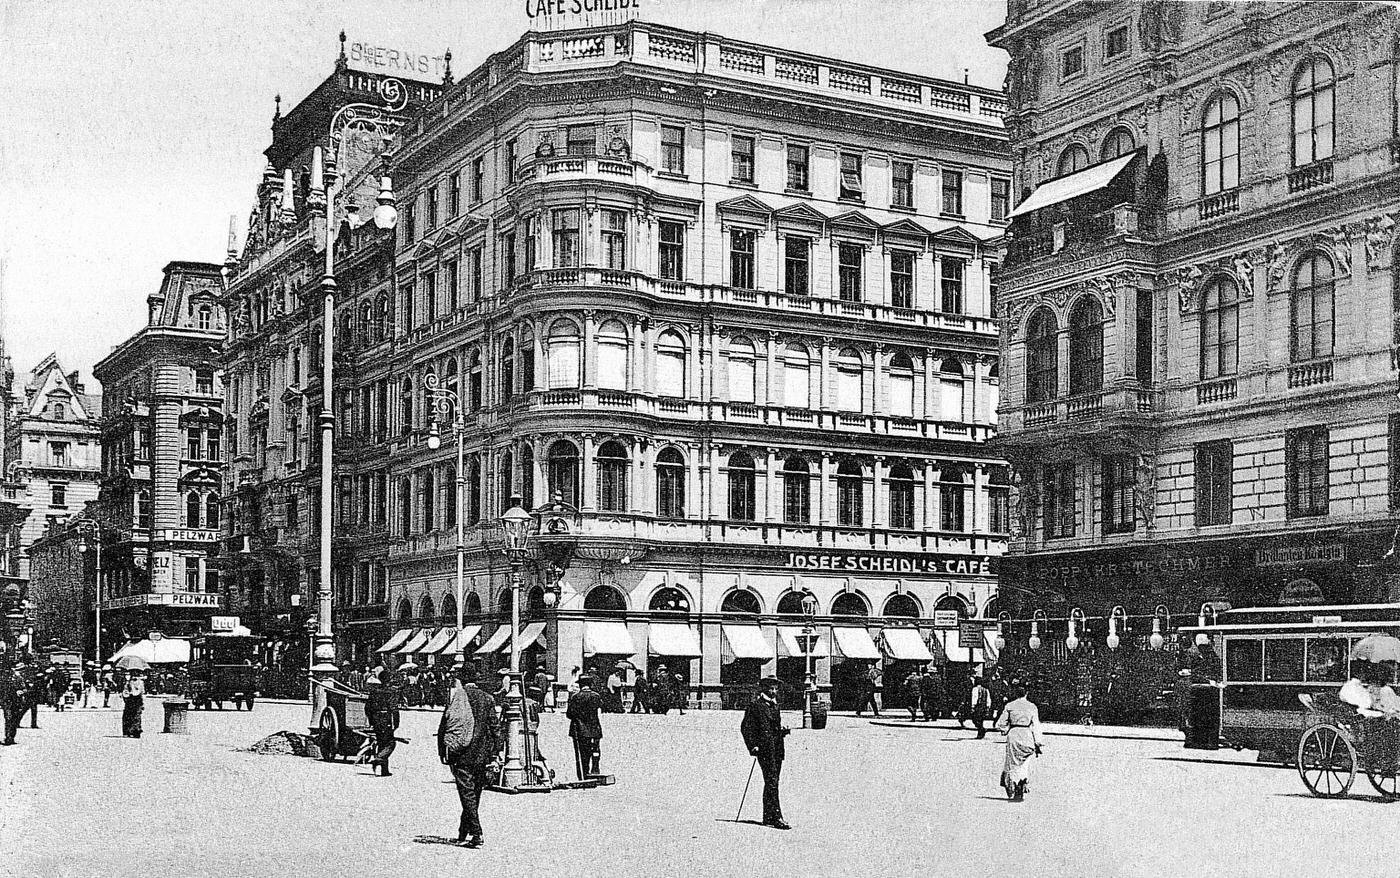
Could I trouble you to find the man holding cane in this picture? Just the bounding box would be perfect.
[740,677,791,830]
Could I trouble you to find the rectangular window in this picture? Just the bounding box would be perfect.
[567,124,596,156]
[1136,289,1154,383]
[1227,639,1263,683]
[890,250,915,309]
[1062,45,1084,78]
[1043,462,1076,539]
[730,229,756,290]
[989,487,1010,534]
[505,138,518,183]
[471,157,484,203]
[469,248,482,301]
[940,258,964,314]
[192,368,214,396]
[839,152,863,200]
[940,483,965,532]
[661,124,686,174]
[525,227,537,273]
[404,200,416,243]
[1286,426,1330,518]
[51,441,69,467]
[941,169,964,216]
[401,283,415,328]
[1195,440,1234,526]
[187,427,201,460]
[891,160,915,209]
[602,209,627,270]
[731,135,755,184]
[449,172,461,217]
[991,177,1010,221]
[445,259,459,312]
[786,144,809,192]
[424,271,438,323]
[1391,415,1400,510]
[659,220,685,281]
[784,237,809,296]
[838,243,863,302]
[1106,25,1129,58]
[988,263,1001,318]
[502,233,516,285]
[1101,454,1136,534]
[206,428,220,461]
[426,185,439,230]
[552,208,580,268]
[51,483,66,508]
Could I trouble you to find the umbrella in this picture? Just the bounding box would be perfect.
[1350,634,1400,664]
[113,655,150,671]
[613,659,636,670]
[398,660,419,671]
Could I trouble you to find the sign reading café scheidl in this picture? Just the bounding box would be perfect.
[786,552,993,577]
[525,0,640,30]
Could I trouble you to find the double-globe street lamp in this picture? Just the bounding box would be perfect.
[75,520,103,664]
[496,495,551,791]
[424,374,467,668]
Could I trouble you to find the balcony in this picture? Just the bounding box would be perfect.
[1287,160,1333,194]
[1001,387,1158,439]
[1287,359,1333,389]
[1005,203,1161,268]
[1196,377,1238,405]
[1198,189,1239,221]
[514,154,649,189]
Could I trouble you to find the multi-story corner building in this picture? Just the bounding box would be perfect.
[26,516,94,654]
[90,261,229,649]
[5,355,102,580]
[374,21,1010,707]
[988,1,1400,708]
[220,39,441,677]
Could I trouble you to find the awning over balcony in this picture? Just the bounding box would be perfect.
[1007,152,1137,218]
[584,621,637,656]
[721,624,772,660]
[397,629,433,654]
[776,626,830,658]
[832,626,882,660]
[376,628,415,653]
[880,627,934,661]
[647,623,703,657]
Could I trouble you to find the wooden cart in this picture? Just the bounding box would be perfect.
[313,679,373,763]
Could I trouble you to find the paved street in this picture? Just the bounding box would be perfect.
[0,699,1383,877]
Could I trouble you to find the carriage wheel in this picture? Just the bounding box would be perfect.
[1297,724,1356,798]
[1366,763,1400,799]
[318,708,341,762]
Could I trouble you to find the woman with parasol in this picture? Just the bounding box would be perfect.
[1341,635,1400,718]
[115,655,149,738]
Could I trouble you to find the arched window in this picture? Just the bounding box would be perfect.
[398,477,412,538]
[1200,276,1239,379]
[185,491,202,528]
[596,440,628,512]
[584,584,627,615]
[397,598,413,624]
[835,347,863,412]
[656,446,686,519]
[497,588,514,616]
[548,440,580,507]
[418,594,436,621]
[1291,253,1335,362]
[469,350,483,410]
[421,469,436,531]
[445,357,459,401]
[1068,299,1104,394]
[468,455,482,523]
[547,320,581,389]
[527,585,548,612]
[520,444,535,509]
[1100,127,1135,161]
[359,302,372,341]
[836,459,864,527]
[656,330,687,397]
[649,586,691,614]
[205,492,220,530]
[783,343,811,408]
[776,591,810,615]
[500,338,516,402]
[721,589,762,615]
[597,320,629,391]
[441,594,457,623]
[1292,57,1335,167]
[1026,309,1058,403]
[728,336,757,404]
[830,592,869,617]
[376,295,390,340]
[888,463,915,530]
[883,594,920,618]
[1202,92,1240,195]
[465,592,483,616]
[782,456,810,524]
[933,594,969,619]
[727,451,756,521]
[498,450,514,513]
[520,332,536,392]
[888,352,915,418]
[1057,143,1090,176]
[939,357,965,422]
[400,378,414,435]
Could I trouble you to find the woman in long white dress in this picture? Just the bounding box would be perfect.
[994,684,1043,801]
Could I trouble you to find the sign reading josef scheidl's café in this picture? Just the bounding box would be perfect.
[525,0,640,30]
[786,552,993,577]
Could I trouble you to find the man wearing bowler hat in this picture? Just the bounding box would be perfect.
[438,662,503,849]
[740,677,791,830]
[566,674,604,780]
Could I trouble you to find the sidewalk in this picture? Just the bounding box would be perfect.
[849,713,1181,742]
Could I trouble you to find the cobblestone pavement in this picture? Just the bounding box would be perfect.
[0,700,1382,878]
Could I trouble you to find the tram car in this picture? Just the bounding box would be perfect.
[188,632,261,710]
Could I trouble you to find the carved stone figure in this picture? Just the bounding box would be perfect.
[1230,254,1254,296]
[1266,241,1288,292]
[1327,226,1353,276]
[1177,265,1203,313]
[1365,214,1396,271]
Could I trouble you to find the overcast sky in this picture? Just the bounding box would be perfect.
[0,0,1007,389]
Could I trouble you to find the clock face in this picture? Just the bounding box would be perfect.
[379,78,408,113]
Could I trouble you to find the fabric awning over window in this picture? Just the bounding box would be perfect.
[721,625,772,660]
[1006,152,1137,218]
[441,626,482,656]
[397,629,433,654]
[832,626,882,660]
[934,628,979,664]
[776,626,830,658]
[475,625,512,655]
[377,628,415,653]
[419,628,455,655]
[584,621,637,656]
[648,623,703,657]
[515,621,548,652]
[881,627,934,661]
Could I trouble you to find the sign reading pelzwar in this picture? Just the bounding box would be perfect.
[346,40,447,84]
[525,0,640,31]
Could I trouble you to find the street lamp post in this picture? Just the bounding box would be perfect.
[497,495,549,791]
[306,98,400,727]
[799,589,818,730]
[425,375,465,667]
[77,521,103,664]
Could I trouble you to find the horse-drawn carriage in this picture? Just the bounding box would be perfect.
[1295,691,1400,798]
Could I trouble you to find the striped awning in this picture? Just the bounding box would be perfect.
[832,626,882,660]
[475,626,511,655]
[420,628,456,655]
[397,629,433,654]
[515,621,548,651]
[376,628,415,654]
[442,626,482,656]
[584,621,637,656]
[777,626,829,658]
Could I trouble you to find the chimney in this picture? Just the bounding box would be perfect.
[67,370,84,394]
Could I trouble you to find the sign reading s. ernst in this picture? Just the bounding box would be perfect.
[346,41,447,84]
[525,0,640,29]
[786,552,992,577]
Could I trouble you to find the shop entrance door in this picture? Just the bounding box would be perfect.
[720,659,762,710]
[776,657,808,710]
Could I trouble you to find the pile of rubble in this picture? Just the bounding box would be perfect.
[242,730,321,758]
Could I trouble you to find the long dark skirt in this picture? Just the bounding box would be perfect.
[122,696,144,737]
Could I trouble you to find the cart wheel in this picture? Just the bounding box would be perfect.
[1297,724,1357,798]
[318,708,340,762]
[1366,763,1400,799]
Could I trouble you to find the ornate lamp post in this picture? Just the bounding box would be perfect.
[76,520,103,664]
[799,589,819,729]
[496,495,549,791]
[425,374,466,667]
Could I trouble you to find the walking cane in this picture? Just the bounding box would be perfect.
[735,757,758,822]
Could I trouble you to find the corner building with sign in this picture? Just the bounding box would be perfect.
[987,2,1400,720]
[380,21,1010,708]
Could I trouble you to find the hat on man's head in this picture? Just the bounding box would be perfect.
[758,676,781,689]
[577,674,594,688]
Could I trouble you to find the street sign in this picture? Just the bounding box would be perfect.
[958,621,983,650]
[210,616,241,632]
[933,610,960,629]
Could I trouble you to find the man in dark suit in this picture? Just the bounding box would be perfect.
[0,662,26,745]
[740,677,791,830]
[365,672,401,776]
[438,662,503,849]
[919,667,943,722]
[566,674,604,780]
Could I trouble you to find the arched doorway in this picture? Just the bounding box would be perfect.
[829,591,871,711]
[719,588,765,707]
[647,586,696,706]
